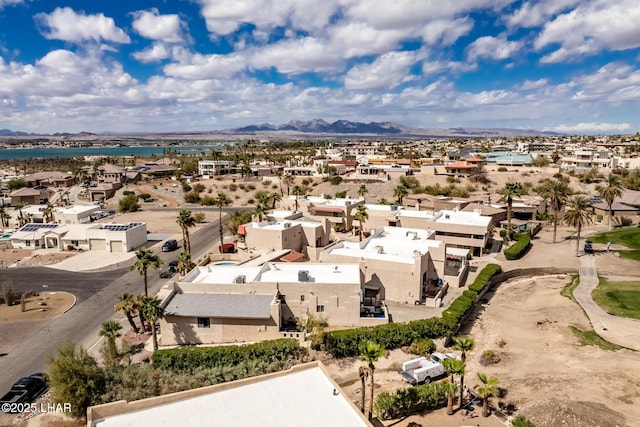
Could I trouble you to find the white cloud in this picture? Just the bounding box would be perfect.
[543,122,631,133]
[506,0,579,28]
[164,52,246,79]
[420,17,474,46]
[132,9,187,43]
[535,0,640,63]
[344,50,422,90]
[133,43,170,63]
[0,0,24,9]
[250,37,343,75]
[467,35,522,61]
[35,7,130,44]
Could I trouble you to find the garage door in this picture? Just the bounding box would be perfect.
[109,241,124,253]
[89,239,105,250]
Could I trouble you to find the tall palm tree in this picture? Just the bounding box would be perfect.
[114,292,139,334]
[42,202,55,223]
[140,296,164,351]
[538,179,569,243]
[596,173,623,229]
[357,185,368,202]
[252,203,268,222]
[276,171,284,196]
[476,372,500,417]
[453,336,474,408]
[563,196,593,257]
[282,173,294,196]
[354,204,368,241]
[99,320,122,363]
[358,365,370,414]
[499,182,524,237]
[292,185,305,211]
[176,210,195,254]
[0,207,10,230]
[177,251,194,277]
[393,185,408,205]
[443,380,458,416]
[214,193,230,253]
[359,340,384,420]
[132,249,162,297]
[268,192,281,209]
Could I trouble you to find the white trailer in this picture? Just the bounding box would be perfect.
[399,357,446,385]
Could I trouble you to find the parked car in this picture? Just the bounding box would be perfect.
[0,374,47,409]
[162,239,178,252]
[584,240,593,254]
[159,260,179,278]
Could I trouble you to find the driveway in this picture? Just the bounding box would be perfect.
[575,254,640,351]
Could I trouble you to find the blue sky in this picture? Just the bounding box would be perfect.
[1,0,639,134]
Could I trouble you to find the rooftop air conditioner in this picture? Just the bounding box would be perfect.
[298,270,310,282]
[234,275,246,284]
[284,222,291,228]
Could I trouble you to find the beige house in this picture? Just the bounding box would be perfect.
[282,196,364,232]
[24,171,75,188]
[86,362,372,427]
[161,262,386,346]
[320,226,454,304]
[10,188,47,206]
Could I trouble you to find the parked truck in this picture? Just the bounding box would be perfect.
[0,374,47,407]
[399,357,446,385]
[429,351,461,364]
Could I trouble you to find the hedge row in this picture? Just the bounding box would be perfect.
[152,338,301,372]
[373,381,448,420]
[504,233,531,260]
[318,264,502,358]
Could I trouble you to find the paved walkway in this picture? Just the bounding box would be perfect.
[576,253,640,351]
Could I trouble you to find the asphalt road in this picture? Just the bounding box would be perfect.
[0,218,223,394]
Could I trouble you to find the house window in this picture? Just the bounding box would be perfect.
[300,295,305,302]
[316,305,324,313]
[197,317,210,328]
[35,241,40,247]
[71,240,79,246]
[25,241,31,247]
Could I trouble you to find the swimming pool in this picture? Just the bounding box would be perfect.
[214,262,237,266]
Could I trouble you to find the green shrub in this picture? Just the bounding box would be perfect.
[498,167,508,172]
[329,176,343,185]
[138,193,151,201]
[407,338,435,356]
[122,190,135,196]
[200,196,215,206]
[504,233,531,260]
[193,212,206,223]
[184,192,201,203]
[374,382,448,420]
[192,183,205,193]
[118,194,139,213]
[152,339,301,373]
[479,349,501,366]
[335,191,347,198]
[499,229,507,238]
[511,415,536,427]
[182,182,192,192]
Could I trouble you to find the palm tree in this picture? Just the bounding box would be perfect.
[252,203,268,222]
[442,380,458,415]
[177,251,194,276]
[358,365,370,414]
[282,173,294,196]
[443,358,465,410]
[393,185,408,205]
[357,185,368,202]
[132,249,162,297]
[276,171,284,196]
[268,192,281,209]
[42,202,56,223]
[563,195,593,256]
[499,182,524,237]
[596,173,623,229]
[476,372,500,417]
[538,179,569,243]
[0,207,10,230]
[176,210,195,254]
[114,292,140,334]
[453,336,474,408]
[292,185,305,211]
[359,340,385,420]
[354,204,368,241]
[140,296,164,351]
[214,193,230,253]
[99,320,122,363]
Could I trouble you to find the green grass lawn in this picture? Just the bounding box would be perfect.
[591,278,640,320]
[569,326,623,351]
[590,227,640,261]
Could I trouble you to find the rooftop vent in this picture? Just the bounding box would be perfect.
[375,245,384,254]
[283,222,291,228]
[298,270,311,282]
[233,275,246,284]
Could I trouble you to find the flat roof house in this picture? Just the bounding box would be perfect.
[87,361,372,427]
[320,226,448,304]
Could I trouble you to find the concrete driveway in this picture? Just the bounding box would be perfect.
[46,250,135,271]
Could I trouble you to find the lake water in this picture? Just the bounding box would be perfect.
[0,145,227,161]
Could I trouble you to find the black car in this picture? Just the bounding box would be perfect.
[159,260,180,278]
[161,239,178,252]
[584,240,594,254]
[0,374,47,407]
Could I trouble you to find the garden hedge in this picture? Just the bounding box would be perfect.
[318,264,502,357]
[504,233,531,260]
[374,381,448,420]
[152,338,300,372]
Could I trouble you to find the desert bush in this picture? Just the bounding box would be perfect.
[510,415,536,427]
[200,196,215,206]
[246,184,256,191]
[184,192,201,204]
[301,178,312,186]
[182,182,192,192]
[193,212,206,223]
[192,183,205,193]
[479,349,501,365]
[229,183,238,192]
[119,194,140,213]
[407,338,435,356]
[497,166,508,172]
[329,176,342,185]
[335,191,347,198]
[399,176,420,189]
[2,281,15,306]
[122,190,135,196]
[138,193,152,201]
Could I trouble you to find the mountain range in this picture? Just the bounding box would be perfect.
[0,120,562,137]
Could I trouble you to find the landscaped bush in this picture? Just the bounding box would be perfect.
[335,191,347,198]
[374,382,448,420]
[152,338,301,373]
[504,233,531,260]
[138,193,152,201]
[200,196,215,206]
[407,338,435,356]
[479,349,501,366]
[193,212,206,223]
[317,264,502,358]
[192,183,205,193]
[122,190,135,196]
[184,191,201,204]
[498,166,508,172]
[329,176,342,185]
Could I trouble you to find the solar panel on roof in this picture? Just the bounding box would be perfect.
[20,223,58,232]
